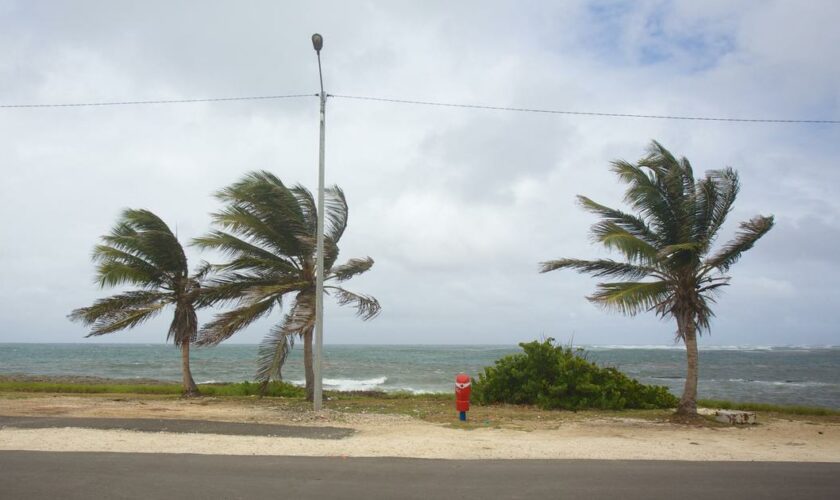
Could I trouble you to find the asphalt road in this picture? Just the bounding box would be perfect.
[0,415,353,439]
[1,451,838,499]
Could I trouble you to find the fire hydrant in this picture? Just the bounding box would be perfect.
[455,373,471,421]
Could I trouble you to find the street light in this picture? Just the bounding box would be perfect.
[312,33,326,411]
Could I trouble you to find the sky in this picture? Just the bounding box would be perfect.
[1,0,838,346]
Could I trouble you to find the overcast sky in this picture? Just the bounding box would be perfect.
[1,0,838,346]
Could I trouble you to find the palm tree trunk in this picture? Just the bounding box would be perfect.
[181,342,200,397]
[677,319,699,416]
[303,328,314,402]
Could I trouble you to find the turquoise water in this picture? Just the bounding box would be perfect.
[1,343,838,409]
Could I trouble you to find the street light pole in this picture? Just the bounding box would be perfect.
[312,33,326,411]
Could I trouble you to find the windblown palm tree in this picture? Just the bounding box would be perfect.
[69,209,207,396]
[540,141,774,416]
[193,171,380,401]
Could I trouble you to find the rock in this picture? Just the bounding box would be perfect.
[715,410,756,425]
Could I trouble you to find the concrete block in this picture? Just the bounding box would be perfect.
[715,410,756,425]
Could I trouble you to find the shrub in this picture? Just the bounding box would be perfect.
[472,339,678,410]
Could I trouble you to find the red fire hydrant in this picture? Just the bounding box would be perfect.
[455,373,471,421]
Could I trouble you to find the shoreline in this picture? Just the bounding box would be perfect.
[4,343,839,409]
[3,374,839,414]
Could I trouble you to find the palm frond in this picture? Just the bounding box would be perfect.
[203,247,298,276]
[69,290,169,336]
[539,258,656,280]
[102,209,187,275]
[680,156,695,198]
[577,196,659,245]
[328,286,381,320]
[610,159,675,241]
[691,176,718,247]
[657,242,703,259]
[194,272,283,306]
[93,256,163,289]
[197,297,277,345]
[330,257,374,282]
[255,328,296,387]
[325,186,349,243]
[208,205,304,259]
[640,141,692,241]
[591,222,658,263]
[254,293,314,385]
[193,260,214,282]
[213,171,310,256]
[290,184,317,235]
[704,215,774,272]
[240,281,310,305]
[588,281,669,316]
[704,168,740,243]
[323,236,341,272]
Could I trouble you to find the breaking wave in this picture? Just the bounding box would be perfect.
[290,376,388,392]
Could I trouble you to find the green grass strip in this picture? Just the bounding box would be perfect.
[2,381,836,416]
[0,380,304,398]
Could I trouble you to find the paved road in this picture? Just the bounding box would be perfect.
[1,451,838,499]
[0,415,353,439]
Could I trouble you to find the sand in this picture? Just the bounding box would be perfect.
[1,395,838,461]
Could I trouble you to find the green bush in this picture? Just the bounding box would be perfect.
[472,339,678,410]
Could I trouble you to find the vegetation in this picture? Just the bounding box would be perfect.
[68,209,209,396]
[193,171,380,400]
[472,339,678,410]
[0,380,303,398]
[540,141,774,416]
[697,399,840,417]
[3,381,835,422]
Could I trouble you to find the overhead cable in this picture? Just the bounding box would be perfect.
[0,93,317,109]
[328,94,840,124]
[2,91,838,124]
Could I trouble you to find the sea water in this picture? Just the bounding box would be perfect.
[1,343,838,409]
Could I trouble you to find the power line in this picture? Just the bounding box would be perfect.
[329,94,840,124]
[2,91,838,124]
[0,93,317,108]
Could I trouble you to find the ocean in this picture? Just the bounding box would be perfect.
[1,343,838,409]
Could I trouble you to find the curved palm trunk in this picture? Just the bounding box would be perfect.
[181,343,200,397]
[303,327,315,402]
[677,320,699,415]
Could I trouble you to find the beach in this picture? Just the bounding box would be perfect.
[1,393,838,462]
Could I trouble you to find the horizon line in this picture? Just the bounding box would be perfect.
[1,341,837,348]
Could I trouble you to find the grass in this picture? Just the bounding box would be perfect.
[0,380,303,398]
[0,381,184,395]
[1,380,837,421]
[324,391,673,429]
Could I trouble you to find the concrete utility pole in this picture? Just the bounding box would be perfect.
[312,33,326,411]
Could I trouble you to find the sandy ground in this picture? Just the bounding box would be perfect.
[1,395,838,461]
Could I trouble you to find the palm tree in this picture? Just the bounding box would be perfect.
[193,171,380,401]
[69,209,208,396]
[540,141,774,416]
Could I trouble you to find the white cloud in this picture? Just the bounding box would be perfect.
[1,0,838,346]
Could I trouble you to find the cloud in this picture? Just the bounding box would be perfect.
[1,0,838,346]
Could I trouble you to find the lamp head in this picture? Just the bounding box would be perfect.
[311,33,323,52]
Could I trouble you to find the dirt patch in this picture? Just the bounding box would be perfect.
[1,394,839,461]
